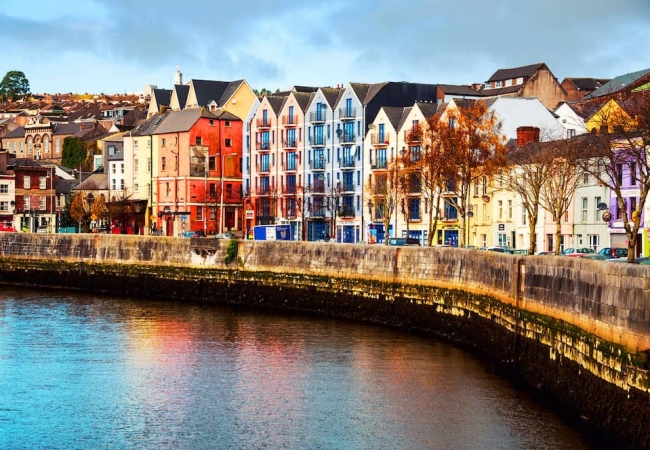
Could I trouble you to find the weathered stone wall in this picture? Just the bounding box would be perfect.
[1,233,650,447]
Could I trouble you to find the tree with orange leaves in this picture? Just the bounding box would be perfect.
[426,100,506,247]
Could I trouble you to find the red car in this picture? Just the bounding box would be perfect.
[0,222,17,232]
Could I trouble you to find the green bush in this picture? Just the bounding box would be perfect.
[224,238,238,265]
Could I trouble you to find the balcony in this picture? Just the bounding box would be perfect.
[338,207,355,218]
[256,142,271,151]
[310,159,326,171]
[310,208,326,218]
[256,118,272,129]
[256,186,272,196]
[371,133,390,146]
[340,182,355,193]
[370,159,387,170]
[285,185,297,195]
[282,115,298,126]
[256,164,270,173]
[338,132,355,144]
[283,139,297,149]
[339,157,355,169]
[339,107,356,121]
[404,129,421,143]
[311,182,325,194]
[309,135,326,147]
[310,111,327,123]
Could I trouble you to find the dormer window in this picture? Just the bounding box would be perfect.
[496,81,502,88]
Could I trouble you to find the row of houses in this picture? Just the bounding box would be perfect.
[0,63,649,254]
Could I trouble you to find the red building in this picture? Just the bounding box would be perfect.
[153,108,243,236]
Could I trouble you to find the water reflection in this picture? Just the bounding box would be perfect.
[0,287,598,449]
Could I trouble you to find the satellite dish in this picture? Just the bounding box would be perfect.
[336,128,342,136]
[597,202,608,210]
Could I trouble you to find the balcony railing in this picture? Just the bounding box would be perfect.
[371,133,389,146]
[256,118,272,128]
[285,185,296,195]
[338,133,355,144]
[310,111,327,123]
[311,208,326,218]
[256,186,272,195]
[338,207,355,218]
[341,183,355,192]
[339,107,356,120]
[256,164,270,173]
[283,139,297,149]
[256,142,271,151]
[370,159,387,170]
[310,159,326,170]
[309,135,326,147]
[405,129,421,143]
[339,157,355,169]
[312,182,325,194]
[282,115,298,126]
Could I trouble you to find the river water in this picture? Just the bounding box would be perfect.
[0,287,603,449]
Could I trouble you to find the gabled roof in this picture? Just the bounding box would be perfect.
[565,78,610,92]
[350,83,371,104]
[293,86,319,93]
[396,107,412,131]
[9,158,44,169]
[174,84,190,109]
[382,106,406,130]
[152,88,172,107]
[585,68,650,99]
[481,85,522,96]
[320,87,342,109]
[2,126,25,138]
[265,95,289,115]
[153,108,218,134]
[189,79,244,108]
[415,101,441,118]
[292,92,312,111]
[486,63,547,82]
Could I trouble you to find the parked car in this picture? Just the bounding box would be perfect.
[597,247,628,259]
[512,249,529,256]
[486,246,514,254]
[387,237,420,246]
[537,251,556,256]
[181,230,206,238]
[582,254,608,260]
[0,222,17,232]
[564,248,595,258]
[607,256,650,264]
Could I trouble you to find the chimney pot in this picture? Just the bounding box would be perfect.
[516,126,540,146]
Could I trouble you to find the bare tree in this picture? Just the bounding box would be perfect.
[429,100,506,247]
[575,91,650,262]
[538,141,583,255]
[504,141,552,255]
[366,156,402,244]
[325,182,343,239]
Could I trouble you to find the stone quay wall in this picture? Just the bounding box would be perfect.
[1,232,650,447]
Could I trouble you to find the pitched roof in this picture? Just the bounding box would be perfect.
[350,83,371,103]
[153,108,218,134]
[437,84,484,97]
[189,79,244,107]
[486,63,547,82]
[396,107,413,131]
[382,106,406,129]
[320,87,342,108]
[2,126,25,138]
[265,95,289,114]
[132,110,173,137]
[174,84,190,109]
[585,68,650,99]
[152,88,172,107]
[565,78,610,92]
[293,86,319,93]
[292,92,312,111]
[415,101,441,118]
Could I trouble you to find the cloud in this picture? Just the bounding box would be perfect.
[1,0,648,93]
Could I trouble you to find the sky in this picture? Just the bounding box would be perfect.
[1,0,649,95]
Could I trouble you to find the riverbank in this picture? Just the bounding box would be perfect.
[1,233,649,448]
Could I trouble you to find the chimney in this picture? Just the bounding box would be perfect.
[516,126,540,147]
[0,151,7,174]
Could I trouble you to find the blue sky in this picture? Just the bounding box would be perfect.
[2,0,649,95]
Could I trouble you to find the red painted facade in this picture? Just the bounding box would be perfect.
[155,111,243,236]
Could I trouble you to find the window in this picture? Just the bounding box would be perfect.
[473,181,479,197]
[111,179,116,190]
[521,207,527,226]
[134,183,139,193]
[39,197,46,211]
[588,234,599,252]
[547,234,554,252]
[161,157,166,171]
[134,159,139,175]
[568,129,576,138]
[209,119,214,126]
[147,157,151,173]
[56,139,60,153]
[616,164,623,185]
[581,198,588,222]
[120,163,124,174]
[498,233,507,246]
[0,184,7,194]
[594,196,601,221]
[39,176,46,189]
[197,206,203,221]
[408,198,420,220]
[108,145,116,156]
[134,141,139,149]
[482,176,487,195]
[24,176,30,189]
[583,172,589,185]
[44,140,49,154]
[507,200,512,219]
[24,197,30,210]
[196,136,202,146]
[630,162,637,185]
[162,138,167,147]
[165,182,170,196]
[496,80,502,88]
[498,200,503,219]
[226,120,231,127]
